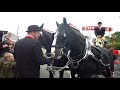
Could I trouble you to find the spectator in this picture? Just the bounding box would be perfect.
[14,24,54,78]
[0,52,16,78]
[0,34,11,57]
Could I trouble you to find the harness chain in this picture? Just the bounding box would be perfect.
[46,38,111,75]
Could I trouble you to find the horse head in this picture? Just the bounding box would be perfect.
[38,24,55,58]
[53,17,87,68]
[53,17,71,59]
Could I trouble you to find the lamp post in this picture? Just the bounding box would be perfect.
[17,24,19,41]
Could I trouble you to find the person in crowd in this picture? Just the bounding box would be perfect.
[0,33,13,57]
[14,25,54,78]
[0,52,16,78]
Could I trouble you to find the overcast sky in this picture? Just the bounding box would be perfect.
[0,12,120,38]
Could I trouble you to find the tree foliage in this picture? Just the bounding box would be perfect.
[106,31,120,50]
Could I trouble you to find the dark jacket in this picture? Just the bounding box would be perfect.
[14,37,50,78]
[0,59,16,78]
[94,27,105,37]
[0,41,9,57]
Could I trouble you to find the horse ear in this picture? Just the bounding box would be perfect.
[63,17,67,25]
[56,21,59,27]
[40,23,44,30]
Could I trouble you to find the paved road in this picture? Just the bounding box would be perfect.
[40,64,108,78]
[40,64,120,78]
[113,64,120,78]
[40,64,106,78]
[40,64,71,78]
[113,56,120,78]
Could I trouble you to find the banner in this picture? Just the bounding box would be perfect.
[82,26,112,32]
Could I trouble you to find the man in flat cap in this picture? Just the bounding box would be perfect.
[14,24,53,78]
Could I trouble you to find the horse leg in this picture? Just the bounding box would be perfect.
[70,70,76,78]
[106,66,113,78]
[59,70,64,78]
[100,66,113,78]
[49,71,54,78]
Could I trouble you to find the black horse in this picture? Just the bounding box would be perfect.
[38,24,70,78]
[53,17,114,78]
[37,24,55,78]
[38,26,54,56]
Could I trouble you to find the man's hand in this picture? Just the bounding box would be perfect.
[3,44,8,48]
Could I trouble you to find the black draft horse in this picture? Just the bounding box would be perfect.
[53,17,114,78]
[38,25,54,56]
[37,24,55,78]
[38,24,70,78]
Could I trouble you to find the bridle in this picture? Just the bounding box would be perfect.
[50,26,93,68]
[66,38,92,68]
[46,36,95,73]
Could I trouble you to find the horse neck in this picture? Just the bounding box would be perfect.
[41,31,54,53]
[68,30,86,57]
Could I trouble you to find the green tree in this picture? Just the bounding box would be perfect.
[106,31,120,50]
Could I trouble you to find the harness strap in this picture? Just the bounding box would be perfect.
[47,37,110,75]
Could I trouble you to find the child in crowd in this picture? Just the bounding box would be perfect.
[0,52,16,78]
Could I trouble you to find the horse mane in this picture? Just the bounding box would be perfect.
[68,23,85,39]
[43,28,54,34]
[69,23,80,32]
